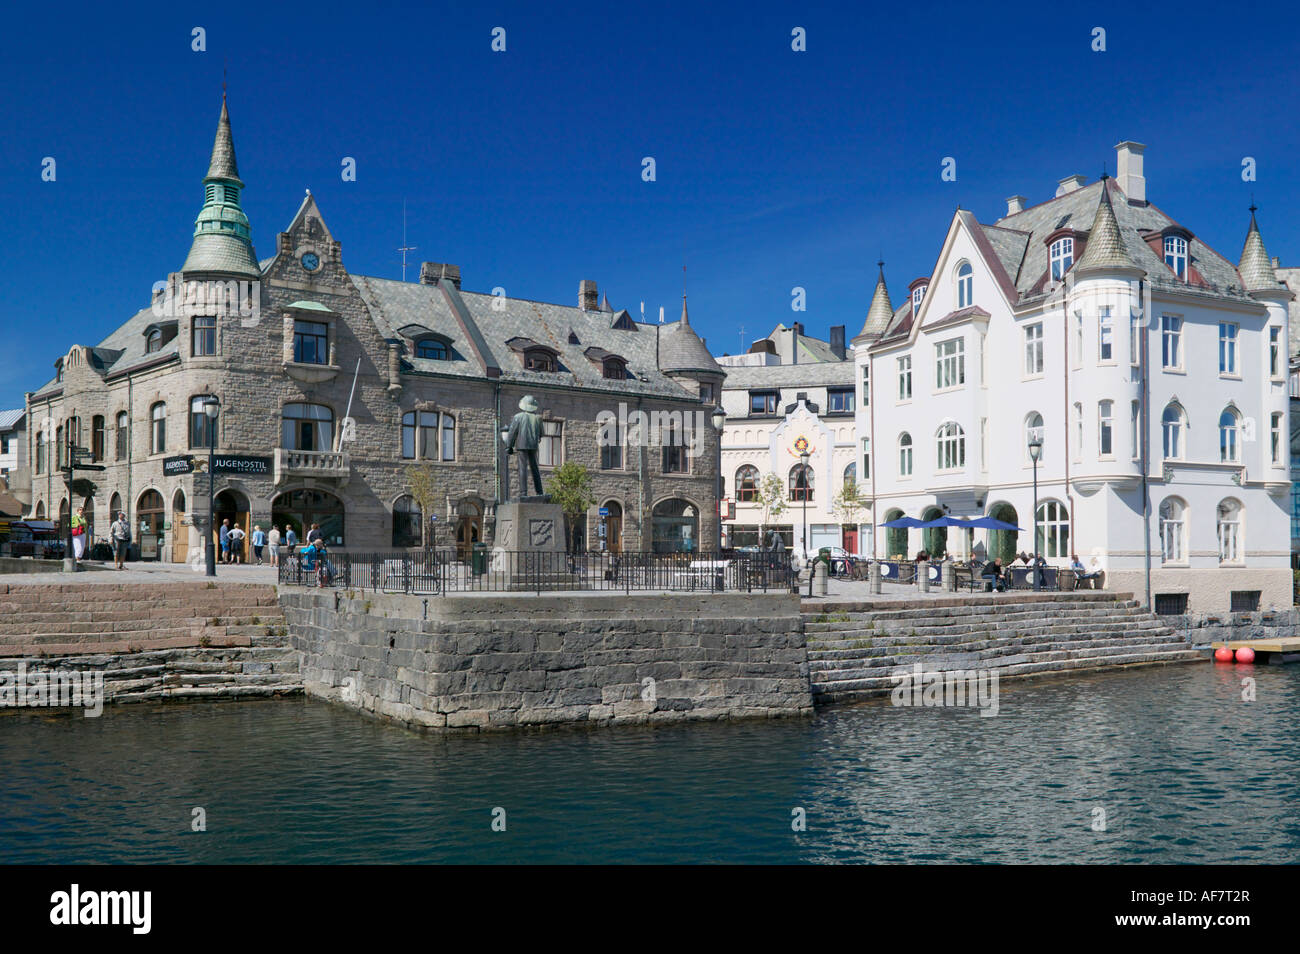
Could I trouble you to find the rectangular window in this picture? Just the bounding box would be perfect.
[699,383,715,404]
[1098,307,1113,362]
[36,437,46,474]
[601,419,623,471]
[1024,323,1043,376]
[0,436,8,454]
[1270,327,1282,378]
[293,320,329,365]
[1073,403,1082,463]
[1272,412,1283,465]
[1130,312,1141,366]
[1219,322,1239,375]
[417,411,438,459]
[539,420,563,467]
[861,438,871,480]
[661,418,687,474]
[193,315,217,356]
[861,364,870,407]
[1161,315,1182,370]
[1098,401,1113,457]
[1131,401,1140,461]
[828,388,855,413]
[1230,591,1261,613]
[934,338,965,390]
[1074,312,1084,367]
[116,413,128,460]
[980,417,988,472]
[897,356,912,400]
[749,392,777,415]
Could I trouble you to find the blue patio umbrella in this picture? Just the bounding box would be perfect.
[880,516,927,528]
[964,516,1024,531]
[920,516,974,528]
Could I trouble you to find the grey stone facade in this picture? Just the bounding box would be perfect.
[23,100,724,557]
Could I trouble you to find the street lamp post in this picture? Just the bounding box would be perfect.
[1028,434,1042,591]
[799,449,810,562]
[203,397,220,578]
[711,406,726,551]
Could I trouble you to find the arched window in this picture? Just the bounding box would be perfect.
[1159,497,1186,563]
[843,462,857,487]
[189,395,218,449]
[1164,235,1188,279]
[956,262,974,309]
[150,402,166,454]
[1219,407,1240,463]
[898,432,913,476]
[936,422,965,470]
[116,411,128,460]
[602,358,627,380]
[1025,412,1044,462]
[146,328,163,353]
[109,492,122,520]
[1049,237,1074,279]
[884,508,908,560]
[911,284,927,317]
[789,464,813,502]
[35,500,45,519]
[392,495,423,548]
[282,403,333,452]
[415,338,448,360]
[1035,500,1070,558]
[735,465,758,502]
[1217,498,1243,564]
[1162,404,1185,460]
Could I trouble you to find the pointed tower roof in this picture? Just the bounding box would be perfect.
[600,293,613,312]
[857,262,893,339]
[659,296,720,375]
[1074,180,1140,275]
[1238,206,1283,294]
[182,95,260,278]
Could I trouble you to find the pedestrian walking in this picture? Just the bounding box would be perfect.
[110,511,130,569]
[285,526,298,559]
[229,524,246,564]
[267,525,281,568]
[70,506,88,562]
[219,519,231,564]
[252,524,267,565]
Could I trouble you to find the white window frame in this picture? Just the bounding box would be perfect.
[1049,237,1074,279]
[1164,235,1188,279]
[1162,404,1184,460]
[1161,315,1183,371]
[934,337,966,392]
[1159,497,1186,564]
[1098,400,1114,458]
[936,422,965,471]
[1270,327,1283,379]
[911,285,926,317]
[1219,408,1240,463]
[956,263,973,309]
[1073,311,1084,368]
[1217,500,1242,565]
[1130,401,1140,461]
[861,364,870,407]
[898,432,913,478]
[1036,500,1070,558]
[1098,306,1113,363]
[897,355,912,402]
[1072,402,1083,463]
[1218,322,1239,377]
[1024,322,1044,377]
[1025,412,1044,465]
[1129,312,1141,367]
[1272,412,1284,465]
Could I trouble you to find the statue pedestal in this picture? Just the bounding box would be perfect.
[490,501,576,590]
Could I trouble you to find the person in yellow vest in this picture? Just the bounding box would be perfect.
[70,506,88,562]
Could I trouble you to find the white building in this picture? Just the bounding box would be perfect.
[856,142,1291,613]
[719,329,862,558]
[0,410,27,499]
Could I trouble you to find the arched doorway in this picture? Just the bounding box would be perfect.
[272,489,344,549]
[172,488,189,563]
[58,498,69,539]
[884,508,907,559]
[137,490,165,560]
[988,502,1019,564]
[392,495,422,548]
[35,500,45,519]
[83,496,96,546]
[651,498,698,553]
[601,501,623,553]
[215,489,251,562]
[921,506,946,558]
[454,499,481,562]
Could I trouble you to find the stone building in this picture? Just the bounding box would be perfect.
[0,410,27,504]
[23,97,724,559]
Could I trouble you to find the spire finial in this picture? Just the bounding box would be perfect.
[222,60,228,101]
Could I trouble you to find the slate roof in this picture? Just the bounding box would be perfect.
[0,409,24,430]
[1238,210,1284,294]
[1073,182,1137,274]
[658,299,721,376]
[30,302,181,398]
[720,360,855,390]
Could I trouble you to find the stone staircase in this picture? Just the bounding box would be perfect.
[0,581,301,702]
[804,592,1202,706]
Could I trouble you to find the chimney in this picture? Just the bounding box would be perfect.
[829,325,846,360]
[1006,195,1027,215]
[1114,141,1146,204]
[419,262,461,288]
[1055,175,1087,197]
[790,325,798,365]
[579,279,598,311]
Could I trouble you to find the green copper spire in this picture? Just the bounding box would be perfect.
[182,95,260,278]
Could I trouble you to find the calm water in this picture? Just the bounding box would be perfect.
[2,664,1297,864]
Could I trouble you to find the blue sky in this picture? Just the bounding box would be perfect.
[2,0,1298,402]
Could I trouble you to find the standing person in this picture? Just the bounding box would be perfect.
[219,519,231,564]
[285,525,298,560]
[252,524,267,565]
[306,523,322,546]
[267,525,281,568]
[70,506,88,562]
[229,524,245,565]
[110,511,130,569]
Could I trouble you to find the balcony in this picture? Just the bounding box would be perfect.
[274,448,351,485]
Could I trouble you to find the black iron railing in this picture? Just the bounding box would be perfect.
[277,549,796,595]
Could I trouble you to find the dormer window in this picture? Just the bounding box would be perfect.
[911,284,927,317]
[1050,237,1074,279]
[507,336,560,373]
[146,329,162,354]
[602,358,626,380]
[415,338,448,360]
[55,359,64,382]
[1164,235,1188,279]
[526,350,556,372]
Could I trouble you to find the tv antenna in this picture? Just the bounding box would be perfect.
[397,199,417,281]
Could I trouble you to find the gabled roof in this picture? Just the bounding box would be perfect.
[0,409,25,430]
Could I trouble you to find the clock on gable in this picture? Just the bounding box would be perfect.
[300,252,320,272]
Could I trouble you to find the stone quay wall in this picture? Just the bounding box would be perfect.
[280,589,813,731]
[1171,607,1299,646]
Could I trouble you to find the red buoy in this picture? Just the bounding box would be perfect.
[1214,646,1234,663]
[1235,647,1256,664]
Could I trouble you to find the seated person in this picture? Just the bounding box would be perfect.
[981,557,1007,592]
[1070,554,1102,585]
[300,541,318,571]
[315,544,334,585]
